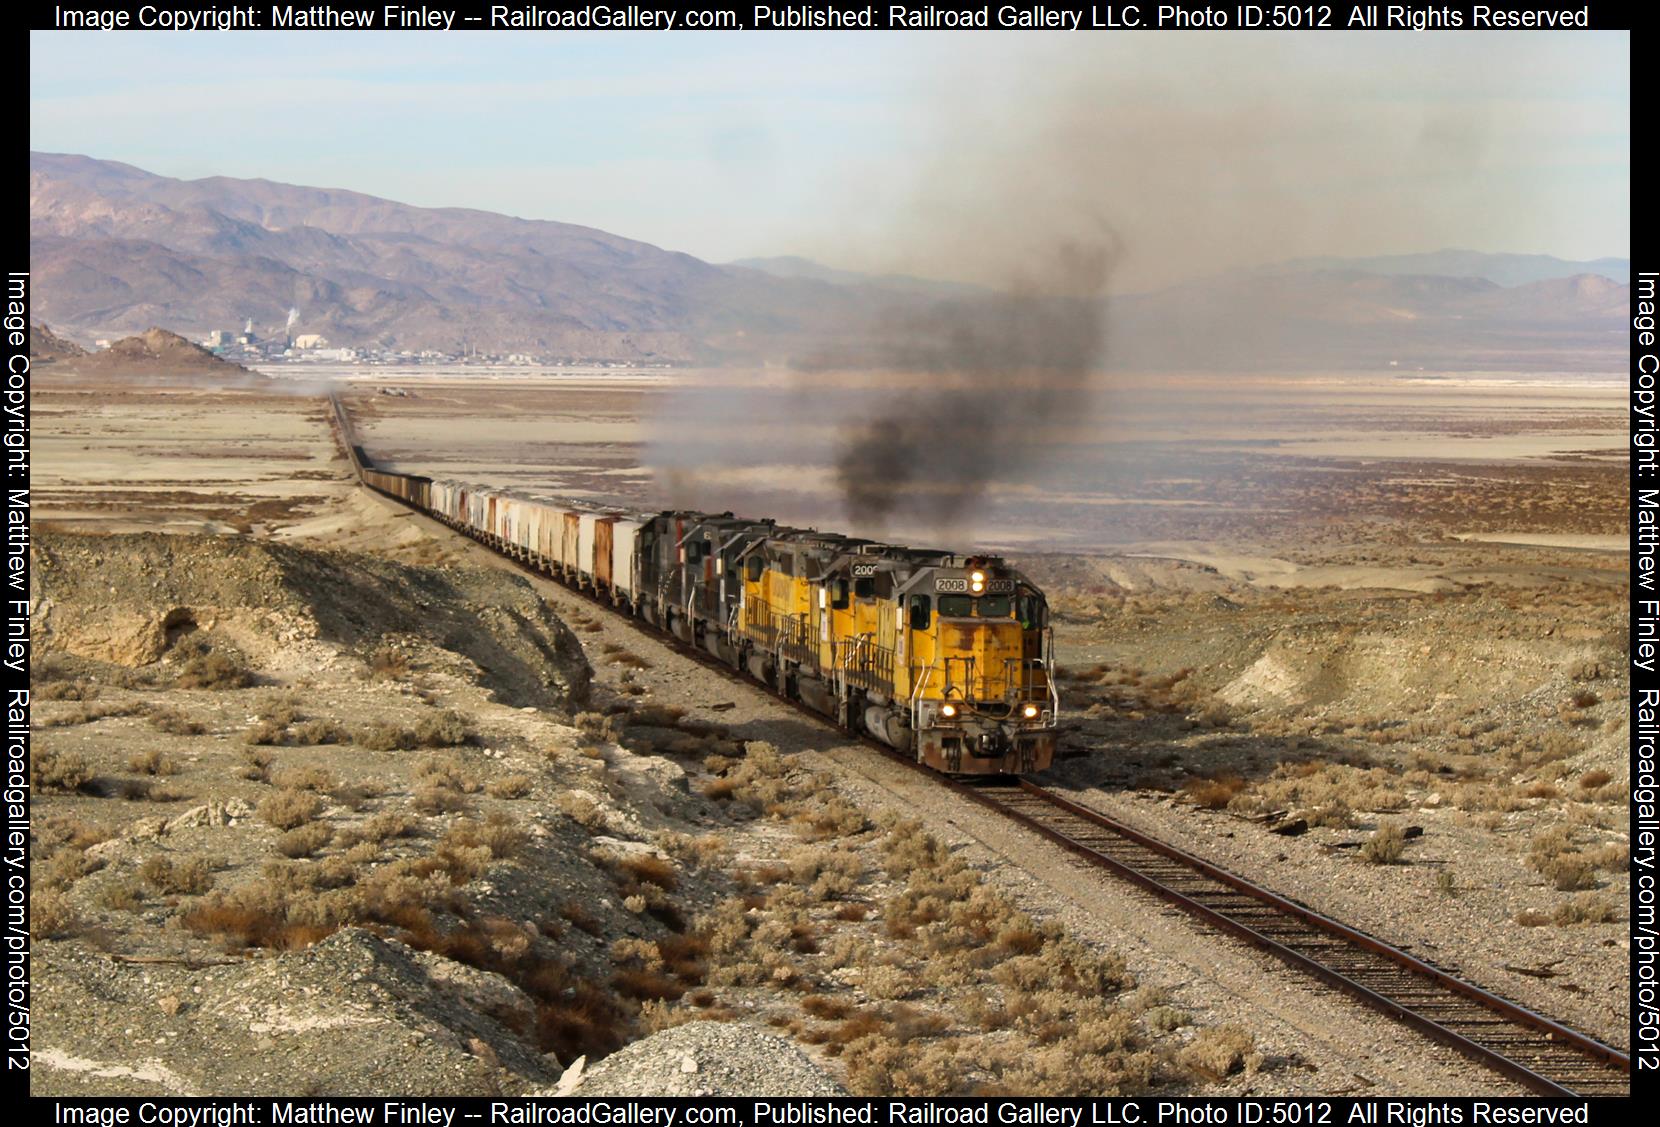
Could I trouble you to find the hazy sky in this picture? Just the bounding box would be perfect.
[31,31,1628,291]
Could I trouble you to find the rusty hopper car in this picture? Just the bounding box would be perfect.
[364,471,1058,775]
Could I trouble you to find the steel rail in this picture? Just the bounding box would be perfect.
[327,393,1630,1098]
[942,779,1629,1097]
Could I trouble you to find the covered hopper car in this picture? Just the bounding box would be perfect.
[360,472,1058,774]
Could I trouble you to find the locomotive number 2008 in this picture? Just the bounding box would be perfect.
[936,577,1014,594]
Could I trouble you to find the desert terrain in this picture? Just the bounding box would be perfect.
[28,362,1628,1096]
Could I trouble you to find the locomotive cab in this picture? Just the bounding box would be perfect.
[897,557,1057,774]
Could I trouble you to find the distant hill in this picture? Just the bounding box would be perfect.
[40,326,266,385]
[728,256,985,298]
[1263,249,1628,287]
[29,151,868,363]
[30,152,1626,372]
[1107,269,1626,372]
[29,322,85,362]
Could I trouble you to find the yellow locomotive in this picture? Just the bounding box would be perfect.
[361,468,1060,775]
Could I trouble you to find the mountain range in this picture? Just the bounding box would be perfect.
[30,152,1627,372]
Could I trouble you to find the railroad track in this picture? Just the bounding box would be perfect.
[327,393,1630,1098]
[944,778,1631,1097]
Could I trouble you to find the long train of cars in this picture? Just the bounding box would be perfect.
[360,465,1059,774]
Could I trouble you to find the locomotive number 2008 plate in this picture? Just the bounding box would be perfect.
[935,577,1015,594]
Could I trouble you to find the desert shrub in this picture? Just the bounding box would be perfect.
[244,719,287,746]
[1577,769,1612,790]
[367,646,410,680]
[37,848,104,890]
[36,816,111,853]
[271,765,336,792]
[1182,774,1245,809]
[1143,1005,1189,1033]
[30,890,80,939]
[32,749,93,791]
[291,719,350,746]
[38,679,99,701]
[1527,827,1600,891]
[802,995,855,1021]
[412,785,468,815]
[610,853,678,893]
[414,754,479,793]
[175,645,253,690]
[147,707,207,735]
[553,791,609,830]
[358,811,420,842]
[862,965,915,1001]
[443,814,525,860]
[126,749,179,777]
[1361,821,1407,865]
[487,774,533,799]
[238,748,275,781]
[276,823,335,858]
[140,855,213,895]
[414,710,471,748]
[1550,893,1619,925]
[560,901,604,936]
[1178,1025,1259,1079]
[260,789,323,830]
[96,877,146,912]
[355,723,416,752]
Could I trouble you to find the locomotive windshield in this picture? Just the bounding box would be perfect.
[938,595,1015,618]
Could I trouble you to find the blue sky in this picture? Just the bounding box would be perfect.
[31,31,1628,290]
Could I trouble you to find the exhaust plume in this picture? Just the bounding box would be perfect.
[829,237,1115,528]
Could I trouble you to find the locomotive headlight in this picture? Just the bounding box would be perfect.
[969,569,986,593]
[940,703,958,719]
[1022,703,1040,720]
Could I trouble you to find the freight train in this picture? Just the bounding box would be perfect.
[358,464,1058,774]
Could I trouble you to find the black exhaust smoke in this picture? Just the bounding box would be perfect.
[830,237,1116,528]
